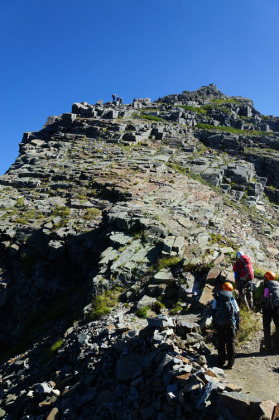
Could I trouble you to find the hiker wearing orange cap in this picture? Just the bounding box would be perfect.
[262,271,279,352]
[212,282,240,369]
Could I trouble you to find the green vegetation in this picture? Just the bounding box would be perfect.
[253,283,265,308]
[265,184,277,191]
[208,232,236,250]
[196,123,273,136]
[169,163,187,175]
[183,262,214,276]
[186,169,211,186]
[15,217,28,225]
[140,114,165,122]
[168,163,211,187]
[152,301,165,314]
[196,123,242,134]
[13,208,44,225]
[237,308,261,343]
[210,98,242,106]
[43,338,64,360]
[52,206,71,218]
[49,206,71,229]
[15,197,25,207]
[77,193,88,200]
[200,104,213,111]
[136,307,149,318]
[174,105,206,114]
[88,289,121,320]
[253,267,266,280]
[154,256,182,272]
[84,208,101,220]
[133,230,147,242]
[170,300,183,315]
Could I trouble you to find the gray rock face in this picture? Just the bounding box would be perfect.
[0,85,278,419]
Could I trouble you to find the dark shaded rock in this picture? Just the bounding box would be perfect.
[116,354,146,382]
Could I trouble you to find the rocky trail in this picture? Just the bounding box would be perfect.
[209,321,279,403]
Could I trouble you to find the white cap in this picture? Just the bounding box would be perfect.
[236,251,244,259]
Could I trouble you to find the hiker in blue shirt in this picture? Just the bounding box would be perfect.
[212,282,240,369]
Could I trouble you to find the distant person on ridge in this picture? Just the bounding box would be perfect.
[112,93,116,104]
[233,251,254,310]
[262,271,279,352]
[212,282,239,369]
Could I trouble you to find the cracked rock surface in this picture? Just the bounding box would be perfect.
[0,85,279,419]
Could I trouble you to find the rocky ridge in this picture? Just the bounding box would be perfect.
[0,85,279,419]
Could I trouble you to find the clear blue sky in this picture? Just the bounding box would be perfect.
[1,0,279,175]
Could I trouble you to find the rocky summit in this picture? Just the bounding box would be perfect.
[0,85,279,419]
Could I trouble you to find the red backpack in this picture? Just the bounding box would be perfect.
[240,255,254,280]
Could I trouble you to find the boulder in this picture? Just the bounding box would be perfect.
[137,295,157,309]
[218,391,262,420]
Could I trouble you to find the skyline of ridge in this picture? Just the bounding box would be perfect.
[1,0,279,175]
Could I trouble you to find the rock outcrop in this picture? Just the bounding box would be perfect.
[0,85,279,419]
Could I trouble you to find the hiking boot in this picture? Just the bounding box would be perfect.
[226,364,235,369]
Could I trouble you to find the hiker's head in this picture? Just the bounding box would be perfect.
[236,251,244,260]
[264,271,276,281]
[223,282,233,292]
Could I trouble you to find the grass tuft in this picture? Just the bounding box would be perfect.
[155,256,182,272]
[169,301,183,315]
[136,307,149,318]
[84,208,101,220]
[89,289,120,320]
[43,339,64,360]
[152,301,165,314]
[253,267,266,280]
[196,123,273,136]
[237,308,261,343]
[140,114,165,122]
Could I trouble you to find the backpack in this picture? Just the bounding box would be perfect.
[215,291,236,327]
[266,281,279,308]
[239,255,254,280]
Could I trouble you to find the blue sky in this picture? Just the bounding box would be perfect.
[1,0,279,175]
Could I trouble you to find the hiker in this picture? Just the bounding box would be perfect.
[262,271,279,352]
[212,282,239,369]
[112,93,116,104]
[120,97,123,105]
[233,251,254,310]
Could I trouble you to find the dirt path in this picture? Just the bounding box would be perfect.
[209,328,279,403]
